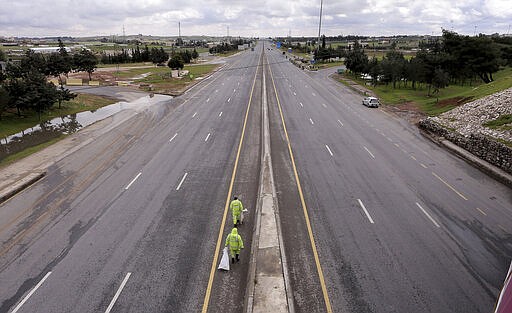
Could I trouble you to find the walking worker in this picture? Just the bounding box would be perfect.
[225,227,244,264]
[230,196,244,226]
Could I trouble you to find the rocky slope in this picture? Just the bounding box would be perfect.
[431,87,512,142]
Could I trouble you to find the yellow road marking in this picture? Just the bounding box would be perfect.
[201,49,261,313]
[476,207,487,216]
[432,172,468,201]
[268,55,333,313]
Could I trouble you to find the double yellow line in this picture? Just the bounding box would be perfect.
[201,47,262,313]
[267,53,333,313]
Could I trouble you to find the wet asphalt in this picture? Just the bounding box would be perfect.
[0,46,263,313]
[0,43,511,313]
[265,48,512,313]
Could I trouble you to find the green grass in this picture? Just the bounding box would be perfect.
[343,67,512,116]
[0,93,117,138]
[484,114,512,130]
[0,136,64,168]
[137,64,219,93]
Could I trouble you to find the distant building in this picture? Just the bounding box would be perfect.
[29,47,71,54]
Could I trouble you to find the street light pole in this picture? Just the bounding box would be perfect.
[317,0,323,54]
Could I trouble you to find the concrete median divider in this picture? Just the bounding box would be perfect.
[245,62,293,313]
[66,78,83,86]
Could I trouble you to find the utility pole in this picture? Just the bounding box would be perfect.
[317,0,323,54]
[122,25,126,43]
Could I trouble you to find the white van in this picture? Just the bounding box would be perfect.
[362,97,380,108]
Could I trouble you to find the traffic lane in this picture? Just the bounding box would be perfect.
[265,63,328,313]
[0,50,262,310]
[269,59,510,311]
[282,128,500,312]
[300,65,512,219]
[273,54,512,236]
[207,49,263,313]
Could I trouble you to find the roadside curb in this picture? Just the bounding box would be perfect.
[420,130,512,188]
[0,172,45,204]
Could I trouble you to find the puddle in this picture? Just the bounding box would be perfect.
[0,94,172,161]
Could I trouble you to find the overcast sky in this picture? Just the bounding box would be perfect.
[1,0,511,38]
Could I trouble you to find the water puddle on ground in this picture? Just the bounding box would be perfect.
[0,94,172,161]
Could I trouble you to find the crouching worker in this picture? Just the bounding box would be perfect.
[225,227,244,264]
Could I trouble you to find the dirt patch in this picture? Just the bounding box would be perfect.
[436,96,474,108]
[382,101,427,125]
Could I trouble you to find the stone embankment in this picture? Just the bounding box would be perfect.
[419,88,512,175]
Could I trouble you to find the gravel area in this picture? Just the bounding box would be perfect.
[431,88,512,142]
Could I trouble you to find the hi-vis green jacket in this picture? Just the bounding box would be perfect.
[225,228,244,250]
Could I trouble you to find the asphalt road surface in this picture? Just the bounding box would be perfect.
[1,42,511,313]
[0,44,264,313]
[265,48,511,313]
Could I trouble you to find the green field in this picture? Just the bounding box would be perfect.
[344,67,512,116]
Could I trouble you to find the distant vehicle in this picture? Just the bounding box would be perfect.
[362,96,380,108]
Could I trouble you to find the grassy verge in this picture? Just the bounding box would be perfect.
[341,67,512,116]
[0,136,64,168]
[137,64,220,94]
[484,114,512,131]
[0,93,117,138]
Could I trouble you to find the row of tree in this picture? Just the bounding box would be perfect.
[0,40,98,120]
[208,39,252,54]
[99,46,200,66]
[342,30,511,94]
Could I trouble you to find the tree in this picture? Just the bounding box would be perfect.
[168,54,184,76]
[0,49,6,61]
[431,67,450,99]
[150,47,169,65]
[73,49,98,80]
[366,57,381,87]
[192,48,199,59]
[345,41,368,74]
[0,87,10,120]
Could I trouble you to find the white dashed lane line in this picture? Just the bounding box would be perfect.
[309,118,314,125]
[105,273,132,313]
[176,172,188,191]
[357,199,375,224]
[325,145,333,156]
[363,146,375,159]
[227,97,231,102]
[337,120,343,126]
[416,202,441,228]
[322,103,327,108]
[205,133,211,142]
[206,98,210,103]
[219,111,223,117]
[11,272,52,313]
[169,133,178,142]
[125,172,142,190]
[192,112,198,118]
[300,102,303,107]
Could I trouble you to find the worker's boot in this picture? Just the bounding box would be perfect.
[236,254,239,262]
[232,258,235,264]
